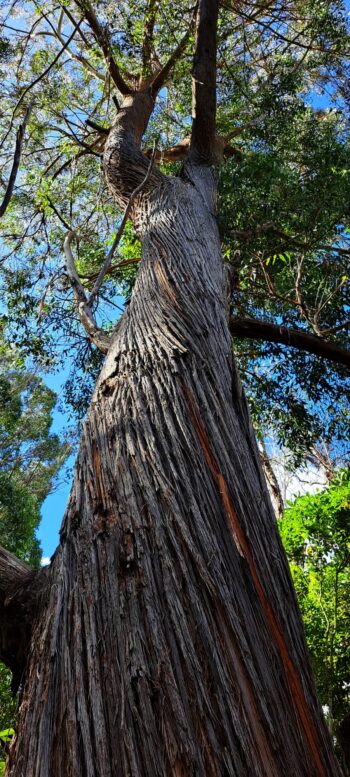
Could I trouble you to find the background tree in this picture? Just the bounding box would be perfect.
[0,339,69,771]
[0,0,349,774]
[280,472,350,773]
[0,340,69,565]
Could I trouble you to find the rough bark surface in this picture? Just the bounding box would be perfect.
[0,547,47,693]
[6,95,343,777]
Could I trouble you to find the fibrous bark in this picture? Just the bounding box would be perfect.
[5,89,342,776]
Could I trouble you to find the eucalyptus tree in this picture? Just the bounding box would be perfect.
[0,0,349,774]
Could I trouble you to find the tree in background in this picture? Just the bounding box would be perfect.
[0,341,69,565]
[280,472,350,773]
[0,0,349,774]
[0,340,69,772]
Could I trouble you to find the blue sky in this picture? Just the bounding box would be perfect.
[37,364,75,559]
[38,299,125,560]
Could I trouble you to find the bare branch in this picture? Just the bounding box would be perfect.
[11,18,83,119]
[189,0,219,164]
[0,102,33,218]
[230,317,350,369]
[73,0,132,94]
[258,439,284,518]
[63,232,111,352]
[144,134,242,163]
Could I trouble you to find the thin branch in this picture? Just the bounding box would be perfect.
[72,0,132,94]
[230,317,350,369]
[151,19,195,92]
[46,195,72,231]
[63,232,111,352]
[321,318,350,336]
[233,222,350,257]
[0,102,33,218]
[44,11,104,81]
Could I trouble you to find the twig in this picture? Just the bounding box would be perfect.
[11,19,83,119]
[72,0,131,94]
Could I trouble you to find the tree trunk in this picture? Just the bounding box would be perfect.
[6,96,342,777]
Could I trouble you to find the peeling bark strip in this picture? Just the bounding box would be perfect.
[182,383,327,777]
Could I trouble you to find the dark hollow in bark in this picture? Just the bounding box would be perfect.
[5,92,343,777]
[0,547,48,693]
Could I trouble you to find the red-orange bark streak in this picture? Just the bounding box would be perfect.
[182,383,327,777]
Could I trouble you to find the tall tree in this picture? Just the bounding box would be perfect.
[0,0,348,774]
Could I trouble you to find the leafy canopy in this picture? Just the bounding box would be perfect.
[280,471,350,748]
[0,0,349,459]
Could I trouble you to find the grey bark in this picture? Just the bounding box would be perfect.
[4,92,343,777]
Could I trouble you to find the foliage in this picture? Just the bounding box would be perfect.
[279,471,350,756]
[0,0,348,468]
[0,723,15,769]
[0,340,70,565]
[0,339,70,752]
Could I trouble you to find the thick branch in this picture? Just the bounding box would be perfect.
[230,317,350,369]
[141,0,158,78]
[189,0,219,164]
[73,0,132,94]
[151,23,194,92]
[0,102,33,219]
[0,546,48,691]
[89,145,156,305]
[145,135,242,163]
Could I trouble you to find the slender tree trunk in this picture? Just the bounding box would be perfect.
[5,95,342,776]
[258,439,284,518]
